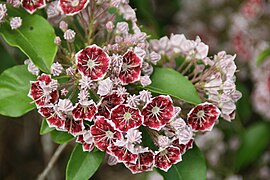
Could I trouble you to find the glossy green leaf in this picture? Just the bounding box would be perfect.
[158,145,206,180]
[66,145,104,180]
[0,5,57,73]
[146,67,201,105]
[40,118,54,135]
[256,48,270,66]
[0,65,36,117]
[235,122,270,171]
[50,131,74,144]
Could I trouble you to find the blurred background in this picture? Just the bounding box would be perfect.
[1,0,270,179]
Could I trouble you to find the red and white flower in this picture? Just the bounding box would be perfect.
[108,140,138,163]
[142,95,175,130]
[187,102,221,132]
[90,116,123,152]
[97,93,125,118]
[64,118,84,136]
[110,104,143,132]
[76,130,95,152]
[72,100,97,121]
[59,0,89,16]
[38,106,65,130]
[124,151,155,174]
[28,74,59,107]
[21,0,46,14]
[76,45,111,81]
[119,51,142,85]
[154,146,182,172]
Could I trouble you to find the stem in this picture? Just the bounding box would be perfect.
[37,143,68,180]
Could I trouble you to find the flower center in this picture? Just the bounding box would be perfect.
[197,110,205,118]
[70,0,79,6]
[106,131,114,139]
[122,63,129,71]
[152,106,160,115]
[124,112,132,120]
[160,149,168,156]
[87,60,96,69]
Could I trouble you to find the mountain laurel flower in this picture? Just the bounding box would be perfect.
[187,103,221,132]
[59,20,68,32]
[97,78,113,96]
[54,36,62,45]
[21,0,46,14]
[17,0,242,174]
[0,4,7,23]
[76,45,111,81]
[50,62,63,76]
[64,29,76,42]
[106,21,114,32]
[59,0,90,16]
[10,16,22,30]
[24,59,40,76]
[140,75,152,87]
[139,90,152,103]
[7,0,20,8]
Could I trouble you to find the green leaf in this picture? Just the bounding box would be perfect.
[50,131,74,144]
[0,42,16,73]
[146,67,201,105]
[256,48,270,66]
[40,118,54,135]
[0,65,36,117]
[235,122,270,171]
[66,145,104,180]
[0,5,57,73]
[158,145,206,180]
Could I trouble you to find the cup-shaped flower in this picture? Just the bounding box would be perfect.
[21,0,46,14]
[124,151,155,174]
[154,146,182,172]
[72,100,97,121]
[76,45,111,81]
[187,102,221,132]
[59,0,89,16]
[119,51,142,85]
[28,74,59,107]
[97,92,125,118]
[110,104,143,132]
[142,95,175,130]
[90,116,123,152]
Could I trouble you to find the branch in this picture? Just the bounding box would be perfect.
[37,143,68,180]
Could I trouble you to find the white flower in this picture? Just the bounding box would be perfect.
[176,126,193,145]
[127,94,140,107]
[61,88,68,96]
[116,86,127,97]
[139,90,152,103]
[170,118,186,131]
[134,47,146,59]
[24,59,40,76]
[140,75,152,87]
[64,29,76,42]
[10,17,22,30]
[97,78,113,96]
[78,89,89,104]
[50,62,63,76]
[116,22,129,34]
[157,135,171,148]
[79,76,92,90]
[149,51,161,65]
[0,4,7,23]
[56,99,73,112]
[66,67,75,76]
[126,129,142,144]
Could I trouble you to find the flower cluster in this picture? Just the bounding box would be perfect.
[150,34,242,121]
[1,0,241,174]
